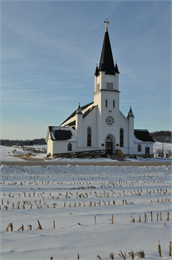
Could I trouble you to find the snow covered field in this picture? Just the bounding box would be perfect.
[0,164,171,260]
[0,143,172,163]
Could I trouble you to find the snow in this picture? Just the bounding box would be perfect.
[153,142,172,152]
[1,143,172,163]
[134,136,153,143]
[49,126,77,142]
[0,164,171,260]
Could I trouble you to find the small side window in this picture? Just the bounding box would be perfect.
[68,143,72,151]
[105,100,108,108]
[120,128,124,147]
[97,83,100,91]
[113,100,115,108]
[138,144,141,152]
[106,82,113,90]
[87,127,91,147]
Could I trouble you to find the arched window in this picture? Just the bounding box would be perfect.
[68,143,72,151]
[138,144,141,152]
[120,128,124,147]
[87,127,91,147]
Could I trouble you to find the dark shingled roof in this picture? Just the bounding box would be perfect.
[67,120,76,127]
[60,102,94,126]
[83,105,96,118]
[134,129,154,143]
[98,31,116,75]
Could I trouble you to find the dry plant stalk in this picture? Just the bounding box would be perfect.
[111,215,114,225]
[109,252,114,259]
[169,242,172,256]
[158,240,161,257]
[130,216,135,223]
[139,215,141,222]
[97,255,102,260]
[167,212,169,221]
[28,225,32,231]
[37,220,43,230]
[118,250,126,260]
[160,212,162,221]
[18,224,24,231]
[151,211,153,222]
[94,215,97,225]
[128,250,134,259]
[6,223,13,231]
[136,250,145,258]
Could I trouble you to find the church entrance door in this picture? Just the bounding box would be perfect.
[106,142,113,154]
[105,135,115,154]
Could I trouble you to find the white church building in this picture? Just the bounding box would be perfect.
[46,20,154,158]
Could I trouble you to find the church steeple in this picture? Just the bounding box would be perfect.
[98,19,116,75]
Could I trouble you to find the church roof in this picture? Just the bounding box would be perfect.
[134,129,154,143]
[60,102,94,126]
[98,31,116,75]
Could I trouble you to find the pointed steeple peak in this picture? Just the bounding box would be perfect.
[94,64,99,77]
[99,21,115,75]
[127,106,134,119]
[76,103,82,114]
[114,61,120,74]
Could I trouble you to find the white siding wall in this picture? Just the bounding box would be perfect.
[134,142,153,156]
[77,107,99,151]
[47,133,53,155]
[53,141,77,154]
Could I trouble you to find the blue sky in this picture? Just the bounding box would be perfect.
[1,1,171,140]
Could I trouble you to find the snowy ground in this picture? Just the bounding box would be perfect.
[0,164,171,260]
[0,143,172,162]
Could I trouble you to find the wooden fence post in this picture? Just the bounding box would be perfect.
[53,220,55,229]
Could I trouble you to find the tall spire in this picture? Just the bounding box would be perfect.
[99,20,115,75]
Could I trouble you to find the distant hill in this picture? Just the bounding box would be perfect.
[1,138,46,146]
[150,131,171,143]
[1,131,171,146]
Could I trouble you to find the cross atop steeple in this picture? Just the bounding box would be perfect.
[104,19,109,32]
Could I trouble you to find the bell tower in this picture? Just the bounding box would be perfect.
[93,19,120,151]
